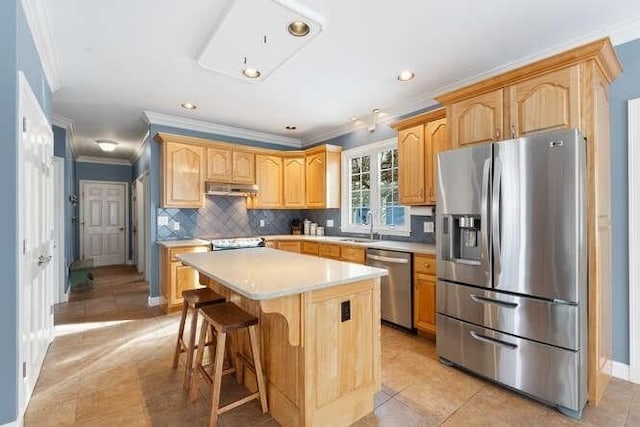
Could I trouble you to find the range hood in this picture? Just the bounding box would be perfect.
[205,182,259,197]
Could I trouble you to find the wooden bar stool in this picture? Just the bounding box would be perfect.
[172,288,225,389]
[190,302,268,427]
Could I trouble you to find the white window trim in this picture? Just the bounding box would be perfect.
[340,138,410,236]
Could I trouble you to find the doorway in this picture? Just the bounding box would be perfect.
[79,180,128,267]
[18,72,55,415]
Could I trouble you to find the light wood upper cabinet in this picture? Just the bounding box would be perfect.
[425,118,448,204]
[162,142,204,208]
[205,147,232,182]
[254,155,283,208]
[305,146,341,208]
[283,156,306,208]
[398,125,426,205]
[508,66,580,137]
[232,151,255,183]
[448,89,503,148]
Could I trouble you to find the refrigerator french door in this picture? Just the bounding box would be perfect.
[435,129,588,419]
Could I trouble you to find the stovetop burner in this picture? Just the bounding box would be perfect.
[210,237,265,250]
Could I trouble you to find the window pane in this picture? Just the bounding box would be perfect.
[351,174,361,191]
[362,191,370,207]
[381,169,392,185]
[351,191,361,208]
[380,150,392,170]
[351,158,361,175]
[362,156,370,172]
[362,173,370,190]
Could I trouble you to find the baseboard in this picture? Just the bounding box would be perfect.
[611,361,630,381]
[1,418,21,427]
[147,296,166,307]
[126,259,135,266]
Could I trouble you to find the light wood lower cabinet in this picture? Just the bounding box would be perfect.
[159,245,210,312]
[301,241,319,256]
[341,246,365,264]
[319,243,341,260]
[277,241,301,253]
[413,254,437,335]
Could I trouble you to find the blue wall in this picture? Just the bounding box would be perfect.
[75,162,133,260]
[0,0,52,423]
[610,38,640,365]
[53,125,77,290]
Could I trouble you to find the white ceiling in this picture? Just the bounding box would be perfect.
[42,0,640,160]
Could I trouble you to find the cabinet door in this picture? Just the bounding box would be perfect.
[232,151,255,183]
[206,148,232,182]
[425,118,448,204]
[278,241,301,253]
[170,261,199,306]
[163,142,204,208]
[508,66,580,137]
[283,157,306,208]
[305,152,326,207]
[414,273,436,334]
[449,89,503,147]
[398,124,426,205]
[255,155,283,208]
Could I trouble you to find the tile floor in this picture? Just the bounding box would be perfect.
[25,266,640,426]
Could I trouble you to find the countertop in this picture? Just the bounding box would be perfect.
[177,248,388,300]
[263,234,436,255]
[156,239,211,248]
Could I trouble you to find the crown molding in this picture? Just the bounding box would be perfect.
[131,129,150,163]
[143,111,302,148]
[51,113,78,157]
[76,156,132,166]
[610,16,640,46]
[20,0,62,92]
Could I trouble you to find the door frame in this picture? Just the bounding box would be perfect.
[135,172,148,278]
[629,98,640,384]
[79,179,129,265]
[53,157,67,304]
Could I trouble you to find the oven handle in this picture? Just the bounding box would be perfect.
[366,254,409,264]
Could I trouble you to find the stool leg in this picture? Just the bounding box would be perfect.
[227,332,243,384]
[248,325,269,413]
[209,331,227,427]
[190,318,209,402]
[172,301,188,368]
[183,307,199,390]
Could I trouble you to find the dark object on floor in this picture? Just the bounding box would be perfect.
[69,259,94,292]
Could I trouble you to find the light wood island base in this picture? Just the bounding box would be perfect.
[201,276,381,427]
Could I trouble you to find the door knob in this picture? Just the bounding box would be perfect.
[119,227,125,231]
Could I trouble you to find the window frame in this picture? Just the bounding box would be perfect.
[340,138,410,236]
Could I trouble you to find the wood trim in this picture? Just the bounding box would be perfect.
[435,38,622,105]
[390,108,446,131]
[629,98,640,385]
[260,295,303,347]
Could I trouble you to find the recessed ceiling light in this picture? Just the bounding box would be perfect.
[181,102,197,110]
[285,125,297,130]
[242,68,261,78]
[96,140,118,152]
[372,108,381,114]
[287,21,310,37]
[397,70,415,81]
[350,117,358,122]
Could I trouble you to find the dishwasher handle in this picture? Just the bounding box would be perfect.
[366,254,409,264]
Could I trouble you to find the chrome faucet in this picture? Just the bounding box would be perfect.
[367,211,374,240]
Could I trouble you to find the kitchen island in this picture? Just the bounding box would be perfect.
[177,248,388,427]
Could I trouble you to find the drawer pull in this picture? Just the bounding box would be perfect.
[470,331,517,350]
[470,294,518,309]
[424,263,430,268]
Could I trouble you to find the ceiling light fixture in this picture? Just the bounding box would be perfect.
[181,102,197,110]
[397,70,415,81]
[285,125,297,130]
[372,108,380,114]
[287,21,310,37]
[242,68,261,78]
[350,117,357,122]
[96,140,118,152]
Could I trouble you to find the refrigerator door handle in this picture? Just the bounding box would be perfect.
[480,158,491,276]
[470,294,518,309]
[470,331,518,350]
[492,157,502,276]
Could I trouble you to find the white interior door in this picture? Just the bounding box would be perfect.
[18,72,55,413]
[81,181,127,266]
[53,158,67,303]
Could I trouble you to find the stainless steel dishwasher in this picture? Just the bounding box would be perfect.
[366,248,412,329]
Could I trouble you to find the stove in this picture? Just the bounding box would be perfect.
[210,237,265,251]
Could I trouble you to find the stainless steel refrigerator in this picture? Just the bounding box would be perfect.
[435,128,587,419]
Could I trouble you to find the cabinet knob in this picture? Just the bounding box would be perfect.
[510,125,516,139]
[425,263,430,268]
[495,129,501,141]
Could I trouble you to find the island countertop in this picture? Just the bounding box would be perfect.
[177,247,388,301]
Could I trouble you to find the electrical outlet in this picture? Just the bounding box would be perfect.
[173,222,180,231]
[158,216,168,226]
[326,219,334,227]
[424,221,434,233]
[259,219,266,227]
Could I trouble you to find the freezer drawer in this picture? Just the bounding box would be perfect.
[437,314,585,413]
[437,281,579,350]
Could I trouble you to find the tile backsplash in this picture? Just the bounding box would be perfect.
[156,196,435,244]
